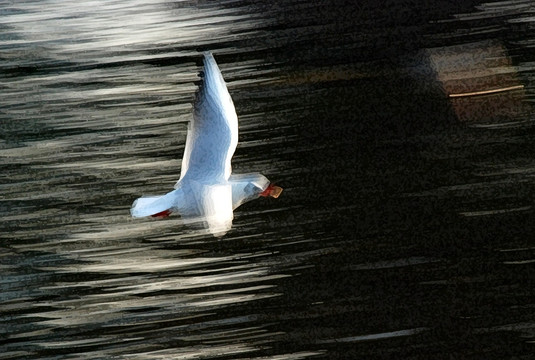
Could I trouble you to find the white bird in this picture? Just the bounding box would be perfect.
[131,52,282,236]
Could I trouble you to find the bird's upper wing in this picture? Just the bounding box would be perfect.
[178,52,238,183]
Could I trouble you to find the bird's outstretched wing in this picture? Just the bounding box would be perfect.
[178,52,238,184]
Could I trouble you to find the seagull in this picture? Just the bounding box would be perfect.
[131,52,282,236]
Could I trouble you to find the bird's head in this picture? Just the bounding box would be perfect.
[230,175,283,210]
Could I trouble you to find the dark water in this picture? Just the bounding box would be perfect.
[2,1,535,358]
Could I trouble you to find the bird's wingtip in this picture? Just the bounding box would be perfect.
[200,51,221,80]
[202,51,214,61]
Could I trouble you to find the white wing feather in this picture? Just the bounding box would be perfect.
[178,52,238,184]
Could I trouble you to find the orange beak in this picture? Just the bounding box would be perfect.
[260,183,283,198]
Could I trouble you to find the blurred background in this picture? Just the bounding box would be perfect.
[2,0,535,358]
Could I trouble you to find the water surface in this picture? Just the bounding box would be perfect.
[2,0,535,359]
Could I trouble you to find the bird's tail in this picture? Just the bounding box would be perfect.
[130,189,180,218]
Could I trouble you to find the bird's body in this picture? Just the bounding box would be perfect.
[131,53,281,236]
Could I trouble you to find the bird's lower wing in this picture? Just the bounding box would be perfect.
[199,183,234,236]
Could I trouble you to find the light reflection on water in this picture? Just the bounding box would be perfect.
[2,1,302,358]
[2,0,535,359]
